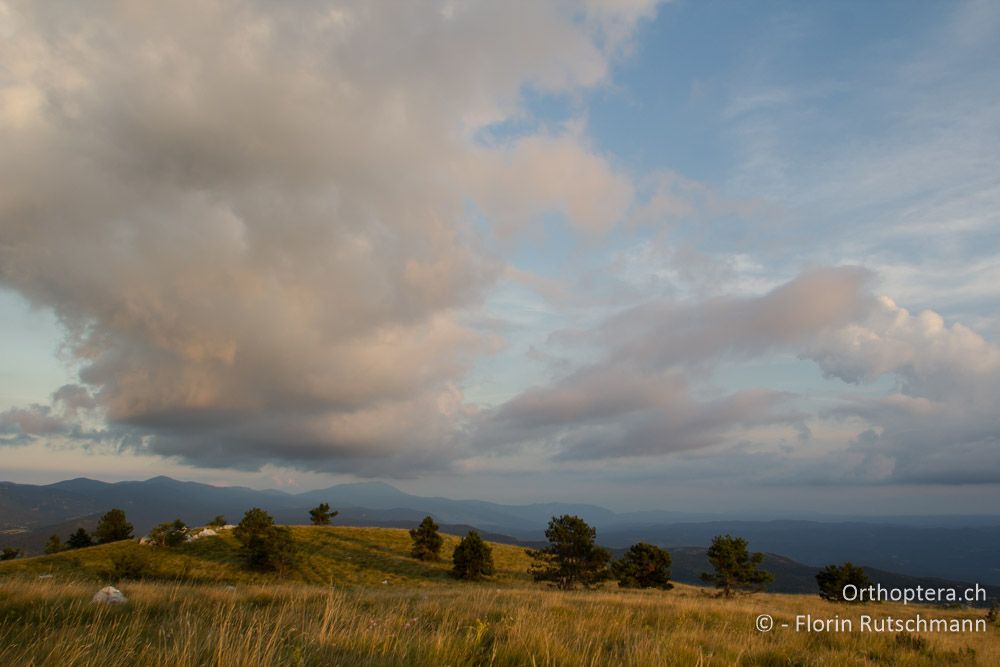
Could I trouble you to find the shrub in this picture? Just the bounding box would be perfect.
[612,542,673,590]
[452,531,494,580]
[528,515,611,590]
[1,547,21,561]
[209,515,227,528]
[44,534,64,554]
[95,508,134,544]
[108,549,150,581]
[149,519,189,547]
[409,516,444,561]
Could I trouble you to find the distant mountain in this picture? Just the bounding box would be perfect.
[664,546,1000,605]
[596,521,1000,586]
[2,475,1000,586]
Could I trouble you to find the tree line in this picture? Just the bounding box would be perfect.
[6,505,874,600]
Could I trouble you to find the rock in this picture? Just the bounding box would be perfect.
[188,528,218,541]
[92,586,127,604]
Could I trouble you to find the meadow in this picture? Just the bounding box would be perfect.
[0,527,996,666]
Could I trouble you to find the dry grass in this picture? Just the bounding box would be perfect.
[0,527,996,665]
[1,578,995,666]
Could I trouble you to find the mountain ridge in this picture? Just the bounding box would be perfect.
[3,475,1000,586]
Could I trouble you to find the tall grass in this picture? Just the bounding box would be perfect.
[0,577,993,666]
[1,527,995,665]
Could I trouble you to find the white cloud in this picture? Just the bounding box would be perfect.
[0,1,657,473]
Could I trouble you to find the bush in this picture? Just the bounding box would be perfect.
[44,534,64,554]
[108,549,150,581]
[701,534,773,597]
[1,547,21,561]
[528,515,611,590]
[149,519,189,547]
[209,515,226,528]
[409,516,444,561]
[816,562,871,602]
[234,508,298,573]
[95,509,133,544]
[612,542,673,590]
[452,531,494,580]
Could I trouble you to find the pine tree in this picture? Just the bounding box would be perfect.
[452,531,494,580]
[309,503,338,526]
[66,527,94,549]
[94,508,133,544]
[612,542,673,590]
[409,516,444,561]
[701,534,773,597]
[816,562,871,602]
[528,515,611,590]
[234,507,298,572]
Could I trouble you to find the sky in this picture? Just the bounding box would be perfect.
[1,1,999,514]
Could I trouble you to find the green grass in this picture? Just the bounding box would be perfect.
[0,526,534,586]
[1,527,996,665]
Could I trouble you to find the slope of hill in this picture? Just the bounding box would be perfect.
[0,525,534,587]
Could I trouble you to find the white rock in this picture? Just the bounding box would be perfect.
[187,528,217,542]
[92,586,127,604]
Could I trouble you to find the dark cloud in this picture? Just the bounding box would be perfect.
[0,404,67,441]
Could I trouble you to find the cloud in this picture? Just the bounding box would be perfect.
[807,295,1000,400]
[475,268,869,461]
[468,127,635,235]
[0,1,656,473]
[0,383,106,445]
[807,296,1000,484]
[598,266,874,369]
[0,404,66,442]
[475,265,999,484]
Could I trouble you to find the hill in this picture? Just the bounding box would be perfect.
[0,525,534,587]
[2,526,998,665]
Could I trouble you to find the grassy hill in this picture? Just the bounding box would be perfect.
[0,525,535,587]
[1,526,997,665]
